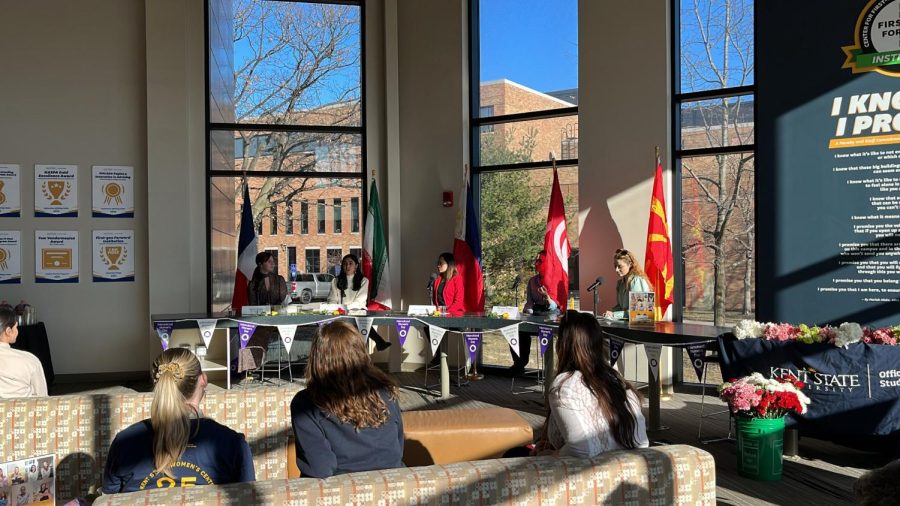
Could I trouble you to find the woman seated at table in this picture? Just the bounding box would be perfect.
[248,251,288,306]
[535,310,648,458]
[290,321,404,478]
[432,252,465,315]
[0,307,48,399]
[103,348,255,493]
[604,248,652,320]
[326,253,390,351]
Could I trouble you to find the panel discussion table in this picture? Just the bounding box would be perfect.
[151,312,730,431]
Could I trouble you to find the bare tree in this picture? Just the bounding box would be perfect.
[229,0,362,225]
[680,0,754,325]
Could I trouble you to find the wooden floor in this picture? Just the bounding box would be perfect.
[55,370,889,505]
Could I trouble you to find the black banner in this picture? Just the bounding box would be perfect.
[757,0,900,326]
[718,337,900,436]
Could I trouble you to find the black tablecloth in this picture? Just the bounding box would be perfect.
[718,336,900,437]
[12,322,55,385]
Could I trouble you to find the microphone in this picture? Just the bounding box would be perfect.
[511,274,522,290]
[586,276,604,292]
[426,272,437,290]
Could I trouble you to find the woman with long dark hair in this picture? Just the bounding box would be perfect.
[431,252,465,315]
[103,348,254,493]
[247,251,288,306]
[290,321,404,478]
[537,311,648,457]
[326,254,391,350]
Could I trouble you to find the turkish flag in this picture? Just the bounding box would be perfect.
[539,169,570,307]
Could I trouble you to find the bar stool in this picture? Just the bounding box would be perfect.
[510,335,544,395]
[260,332,294,384]
[424,332,469,392]
[697,347,733,443]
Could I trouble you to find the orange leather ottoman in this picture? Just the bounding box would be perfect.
[401,407,534,467]
[287,407,534,477]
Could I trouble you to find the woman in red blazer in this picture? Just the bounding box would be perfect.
[432,252,465,315]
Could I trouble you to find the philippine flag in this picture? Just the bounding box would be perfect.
[452,165,485,313]
[231,183,257,314]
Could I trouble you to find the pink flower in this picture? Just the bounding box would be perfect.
[764,323,799,342]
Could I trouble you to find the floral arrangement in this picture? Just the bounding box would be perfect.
[719,373,811,419]
[733,319,899,347]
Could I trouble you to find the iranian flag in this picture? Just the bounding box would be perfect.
[362,180,392,310]
[231,182,257,314]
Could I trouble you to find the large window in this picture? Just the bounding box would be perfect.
[207,0,365,311]
[326,247,342,276]
[471,0,579,367]
[674,0,755,327]
[317,199,326,234]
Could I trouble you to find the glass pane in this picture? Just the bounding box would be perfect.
[479,115,578,166]
[208,176,362,310]
[479,166,579,367]
[679,0,754,93]
[478,0,577,114]
[680,96,754,149]
[210,130,362,173]
[681,154,755,324]
[209,0,362,126]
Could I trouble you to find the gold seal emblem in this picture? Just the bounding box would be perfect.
[103,182,123,205]
[0,180,6,206]
[0,247,8,270]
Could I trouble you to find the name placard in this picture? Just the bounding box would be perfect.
[407,305,436,316]
[241,305,269,316]
[491,306,520,319]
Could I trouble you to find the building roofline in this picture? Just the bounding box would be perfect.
[480,78,575,107]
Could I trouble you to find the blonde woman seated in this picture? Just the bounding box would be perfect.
[291,321,404,478]
[536,311,648,457]
[604,249,652,320]
[103,348,255,493]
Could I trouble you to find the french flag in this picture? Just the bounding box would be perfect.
[452,165,484,313]
[231,183,257,314]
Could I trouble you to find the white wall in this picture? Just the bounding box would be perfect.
[0,0,149,375]
[578,0,673,384]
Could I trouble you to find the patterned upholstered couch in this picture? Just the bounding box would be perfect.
[0,385,305,502]
[1,387,717,505]
[93,446,716,505]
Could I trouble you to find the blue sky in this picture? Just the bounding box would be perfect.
[479,0,578,93]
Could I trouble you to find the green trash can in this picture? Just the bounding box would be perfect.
[736,416,785,481]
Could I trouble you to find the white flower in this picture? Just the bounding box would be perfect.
[834,322,863,348]
[734,320,765,339]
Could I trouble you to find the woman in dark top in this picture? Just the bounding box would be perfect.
[103,348,255,493]
[247,251,288,305]
[290,321,404,478]
[431,252,465,315]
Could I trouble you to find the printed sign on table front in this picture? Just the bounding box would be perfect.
[92,230,134,282]
[35,231,78,283]
[92,166,133,217]
[0,164,21,217]
[34,165,77,217]
[0,231,21,284]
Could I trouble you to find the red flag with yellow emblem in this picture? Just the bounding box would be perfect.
[645,159,674,320]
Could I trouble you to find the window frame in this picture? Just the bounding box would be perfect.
[670,0,757,381]
[204,0,366,310]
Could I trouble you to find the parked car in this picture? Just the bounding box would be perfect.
[290,273,334,303]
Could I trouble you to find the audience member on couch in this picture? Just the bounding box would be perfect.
[291,321,404,478]
[536,310,648,457]
[0,306,48,399]
[102,348,255,493]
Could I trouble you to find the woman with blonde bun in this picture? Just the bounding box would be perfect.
[103,348,255,493]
